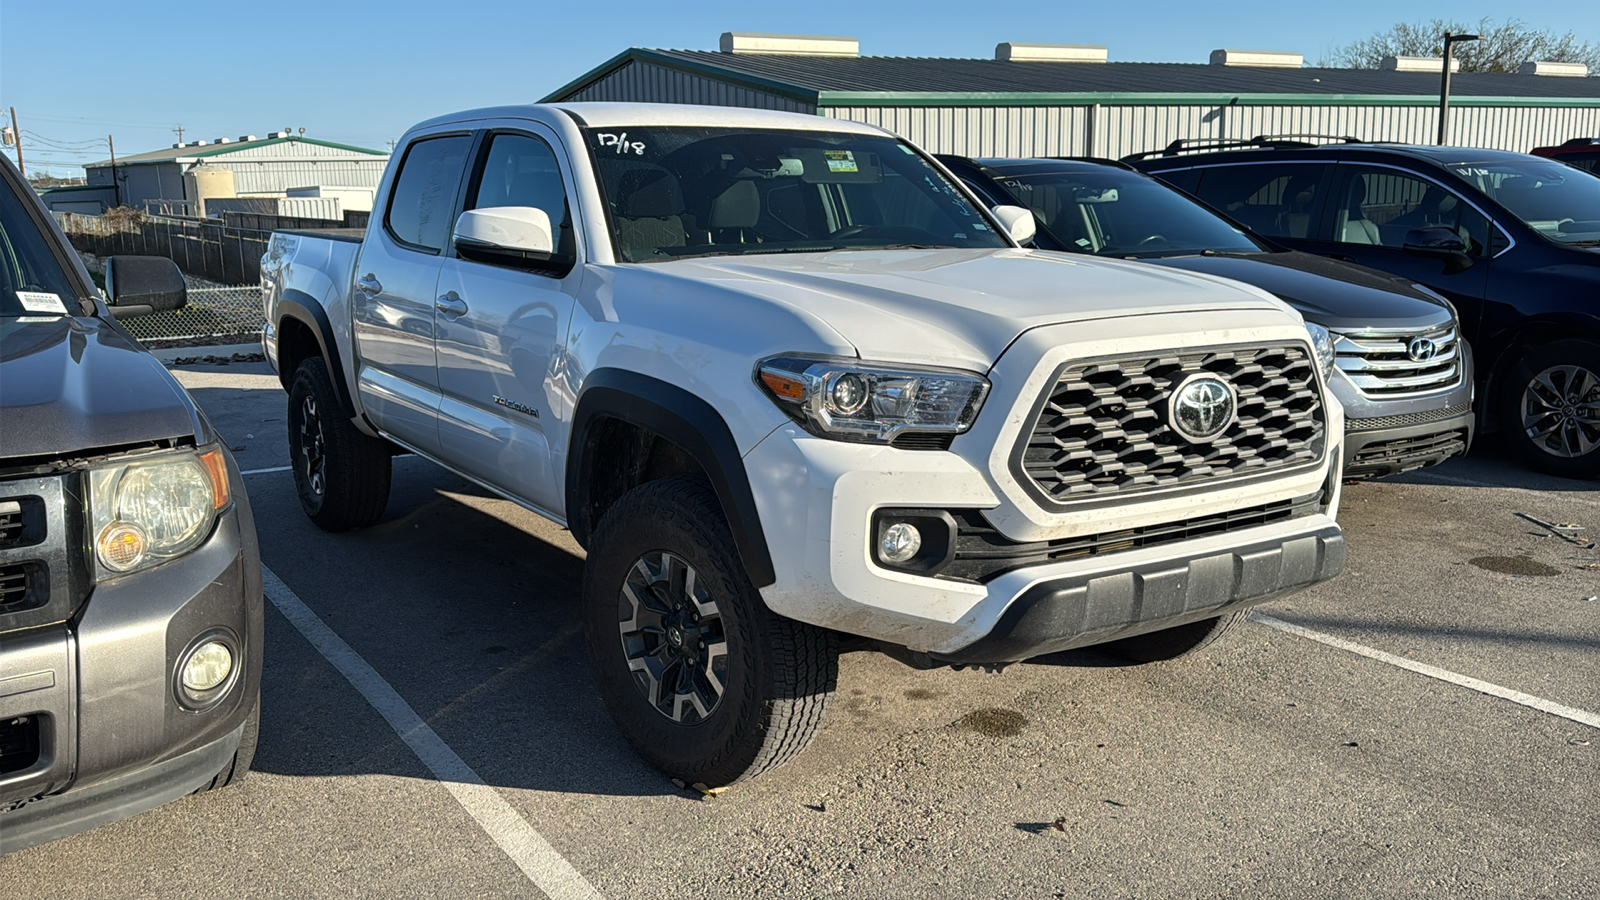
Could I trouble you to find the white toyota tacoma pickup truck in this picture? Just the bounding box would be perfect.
[262,103,1346,786]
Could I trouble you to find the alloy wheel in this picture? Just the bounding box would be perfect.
[298,395,327,495]
[617,551,729,723]
[1522,364,1600,459]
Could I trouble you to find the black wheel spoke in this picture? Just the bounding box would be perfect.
[616,550,728,724]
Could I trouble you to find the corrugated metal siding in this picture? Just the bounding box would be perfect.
[212,140,383,161]
[220,161,387,194]
[822,104,1600,157]
[563,60,814,112]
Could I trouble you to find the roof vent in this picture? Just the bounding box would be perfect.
[213,137,231,144]
[1381,55,1460,73]
[719,32,858,56]
[194,139,209,146]
[995,43,1107,63]
[1210,49,1303,68]
[1518,60,1588,77]
[239,134,258,142]
[172,142,184,149]
[268,131,289,139]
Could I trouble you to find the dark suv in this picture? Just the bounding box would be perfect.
[1132,139,1600,478]
[1,155,262,853]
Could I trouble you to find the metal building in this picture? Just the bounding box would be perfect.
[546,34,1600,158]
[78,133,388,216]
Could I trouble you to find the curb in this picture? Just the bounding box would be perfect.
[147,342,264,362]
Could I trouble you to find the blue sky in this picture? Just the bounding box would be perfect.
[2,0,1596,175]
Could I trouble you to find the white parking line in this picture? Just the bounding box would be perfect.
[261,565,605,900]
[241,465,293,476]
[1252,612,1600,730]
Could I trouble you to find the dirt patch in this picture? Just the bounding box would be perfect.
[1469,556,1560,577]
[952,707,1029,737]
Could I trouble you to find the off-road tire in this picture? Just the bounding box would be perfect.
[1503,339,1600,479]
[583,476,838,787]
[1099,611,1247,663]
[288,357,391,530]
[196,692,260,792]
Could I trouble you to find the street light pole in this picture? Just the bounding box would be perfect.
[1438,32,1480,145]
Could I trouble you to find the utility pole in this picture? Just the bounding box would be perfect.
[108,135,120,207]
[9,107,22,175]
[173,123,185,144]
[1437,33,1481,145]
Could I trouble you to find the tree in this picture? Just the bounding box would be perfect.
[28,172,84,189]
[1329,18,1600,73]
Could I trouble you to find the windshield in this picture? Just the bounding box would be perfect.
[1453,159,1600,245]
[989,168,1265,257]
[583,127,1008,262]
[1,174,83,316]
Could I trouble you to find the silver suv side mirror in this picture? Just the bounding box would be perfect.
[453,206,554,265]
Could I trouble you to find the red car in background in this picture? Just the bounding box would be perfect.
[1531,138,1600,173]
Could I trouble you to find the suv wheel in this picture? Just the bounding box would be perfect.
[287,357,392,530]
[583,476,837,787]
[1506,340,1600,479]
[1099,612,1246,663]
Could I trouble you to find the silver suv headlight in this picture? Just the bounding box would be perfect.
[1305,322,1336,383]
[756,355,990,444]
[89,446,231,580]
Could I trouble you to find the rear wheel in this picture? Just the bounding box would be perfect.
[287,357,392,530]
[583,476,838,787]
[1504,339,1600,479]
[1098,612,1247,663]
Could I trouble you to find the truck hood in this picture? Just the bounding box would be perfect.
[1141,251,1455,333]
[624,249,1293,369]
[0,317,201,462]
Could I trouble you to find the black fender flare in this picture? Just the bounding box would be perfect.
[276,290,357,416]
[567,369,776,588]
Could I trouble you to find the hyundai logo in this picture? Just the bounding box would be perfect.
[1407,337,1439,362]
[1169,375,1236,444]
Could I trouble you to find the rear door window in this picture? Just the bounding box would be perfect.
[1191,163,1333,239]
[1332,165,1490,256]
[385,135,473,253]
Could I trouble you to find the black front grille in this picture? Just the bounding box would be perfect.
[946,493,1323,583]
[1347,429,1469,478]
[1019,345,1326,502]
[890,432,955,451]
[0,715,42,776]
[0,562,47,614]
[1348,403,1472,433]
[0,475,85,631]
[0,497,45,549]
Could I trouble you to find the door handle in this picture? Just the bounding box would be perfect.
[356,274,383,295]
[435,292,469,318]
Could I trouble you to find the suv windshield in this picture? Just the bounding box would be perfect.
[992,168,1264,257]
[583,127,1008,262]
[2,173,82,316]
[1453,159,1600,245]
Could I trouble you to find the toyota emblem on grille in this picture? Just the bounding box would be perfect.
[1407,337,1439,362]
[1169,375,1236,444]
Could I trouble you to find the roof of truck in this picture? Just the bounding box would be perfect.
[408,102,888,135]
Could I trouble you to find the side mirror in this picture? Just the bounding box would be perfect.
[454,207,555,268]
[1402,226,1474,272]
[105,256,187,318]
[991,205,1037,245]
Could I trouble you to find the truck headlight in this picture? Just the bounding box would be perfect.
[756,355,989,444]
[89,447,230,580]
[1305,323,1336,383]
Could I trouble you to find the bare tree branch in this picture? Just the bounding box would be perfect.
[1328,17,1600,73]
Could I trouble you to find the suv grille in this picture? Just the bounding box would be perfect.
[0,563,46,614]
[1019,344,1326,502]
[1334,324,1461,397]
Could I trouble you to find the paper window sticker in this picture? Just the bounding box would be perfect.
[15,291,70,315]
[824,150,859,173]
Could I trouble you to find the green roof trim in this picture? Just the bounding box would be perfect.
[543,48,821,105]
[815,91,1600,109]
[187,136,386,158]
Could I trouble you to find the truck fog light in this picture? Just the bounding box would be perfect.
[880,522,923,563]
[181,641,235,692]
[97,521,148,572]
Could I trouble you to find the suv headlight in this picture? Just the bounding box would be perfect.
[1305,323,1336,383]
[756,355,990,444]
[89,447,231,580]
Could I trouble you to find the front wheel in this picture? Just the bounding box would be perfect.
[287,357,392,530]
[1098,612,1247,664]
[582,476,838,787]
[1504,339,1600,479]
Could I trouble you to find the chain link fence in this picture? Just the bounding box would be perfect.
[118,286,264,344]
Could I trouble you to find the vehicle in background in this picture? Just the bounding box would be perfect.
[0,155,262,854]
[263,103,1346,788]
[939,154,1474,480]
[1530,138,1600,174]
[1131,139,1600,478]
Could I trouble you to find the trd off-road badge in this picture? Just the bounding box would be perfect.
[1169,375,1236,444]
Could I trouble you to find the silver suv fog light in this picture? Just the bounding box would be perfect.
[176,632,240,709]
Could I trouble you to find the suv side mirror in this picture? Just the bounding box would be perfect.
[1402,227,1474,272]
[454,207,556,269]
[104,256,187,318]
[991,205,1037,245]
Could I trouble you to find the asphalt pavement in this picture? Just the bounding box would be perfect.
[2,359,1595,899]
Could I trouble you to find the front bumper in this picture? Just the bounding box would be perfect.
[1342,404,1475,479]
[0,454,263,853]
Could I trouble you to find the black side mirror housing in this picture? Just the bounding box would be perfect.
[105,256,187,318]
[1402,227,1475,273]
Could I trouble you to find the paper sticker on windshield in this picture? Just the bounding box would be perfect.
[824,150,859,173]
[15,291,69,315]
